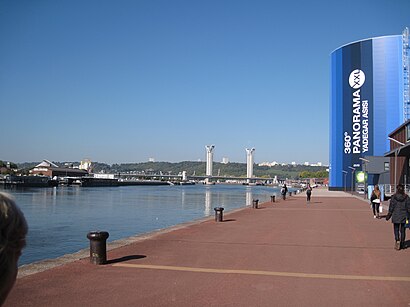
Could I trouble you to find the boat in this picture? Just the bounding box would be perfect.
[3,175,58,188]
[80,176,171,187]
[80,177,118,187]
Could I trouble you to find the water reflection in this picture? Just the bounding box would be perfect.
[246,187,253,206]
[181,189,186,209]
[52,187,57,206]
[2,184,281,265]
[205,187,211,216]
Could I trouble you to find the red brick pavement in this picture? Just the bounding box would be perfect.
[5,192,410,306]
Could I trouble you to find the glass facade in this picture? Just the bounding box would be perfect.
[403,28,410,120]
[330,34,407,190]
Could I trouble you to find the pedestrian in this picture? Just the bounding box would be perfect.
[370,185,382,218]
[281,184,288,200]
[0,192,28,306]
[385,184,410,250]
[306,184,312,203]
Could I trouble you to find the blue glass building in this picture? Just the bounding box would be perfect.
[330,30,409,190]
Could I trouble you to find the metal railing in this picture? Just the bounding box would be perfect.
[379,184,410,196]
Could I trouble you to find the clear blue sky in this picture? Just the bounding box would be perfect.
[0,0,408,165]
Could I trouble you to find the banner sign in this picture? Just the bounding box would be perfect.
[330,40,374,189]
[330,35,403,190]
[342,40,374,171]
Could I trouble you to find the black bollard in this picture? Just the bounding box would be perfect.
[214,207,224,222]
[288,191,292,197]
[270,195,275,202]
[87,231,109,265]
[252,199,259,209]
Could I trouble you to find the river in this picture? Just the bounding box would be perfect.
[1,184,284,266]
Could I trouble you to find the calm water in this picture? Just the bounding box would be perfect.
[1,184,283,266]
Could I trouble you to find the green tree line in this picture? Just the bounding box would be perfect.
[0,160,18,175]
[97,161,328,179]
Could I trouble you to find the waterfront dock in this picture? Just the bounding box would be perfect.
[5,188,410,306]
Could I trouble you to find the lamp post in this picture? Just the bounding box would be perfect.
[388,137,405,191]
[348,166,356,194]
[359,157,370,199]
[342,170,348,192]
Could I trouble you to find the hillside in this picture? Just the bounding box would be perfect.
[12,161,327,179]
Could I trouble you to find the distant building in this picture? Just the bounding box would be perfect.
[384,120,410,185]
[309,162,323,167]
[30,159,88,177]
[330,28,409,190]
[148,157,155,162]
[258,161,278,167]
[79,159,92,173]
[221,157,229,164]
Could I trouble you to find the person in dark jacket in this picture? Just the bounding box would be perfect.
[281,184,288,200]
[386,184,410,250]
[306,184,312,203]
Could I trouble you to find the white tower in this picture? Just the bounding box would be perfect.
[246,148,255,183]
[205,145,215,184]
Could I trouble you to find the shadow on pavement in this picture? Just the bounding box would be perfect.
[106,255,146,264]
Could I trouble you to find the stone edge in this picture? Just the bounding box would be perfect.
[17,206,248,278]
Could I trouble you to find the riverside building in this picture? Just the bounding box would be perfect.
[330,28,410,191]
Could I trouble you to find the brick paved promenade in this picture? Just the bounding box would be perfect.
[5,188,410,306]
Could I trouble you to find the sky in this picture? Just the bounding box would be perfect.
[0,0,408,165]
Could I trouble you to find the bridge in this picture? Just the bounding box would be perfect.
[116,172,285,184]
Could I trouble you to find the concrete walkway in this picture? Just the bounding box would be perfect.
[5,188,410,306]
